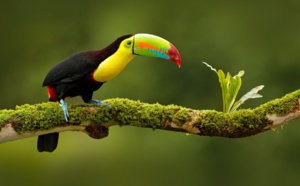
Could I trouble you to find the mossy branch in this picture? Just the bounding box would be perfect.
[0,89,300,143]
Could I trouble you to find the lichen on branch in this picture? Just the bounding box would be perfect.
[0,89,300,144]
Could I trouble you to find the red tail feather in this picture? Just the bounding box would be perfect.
[47,86,58,101]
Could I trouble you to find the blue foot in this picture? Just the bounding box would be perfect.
[89,99,112,109]
[59,99,69,122]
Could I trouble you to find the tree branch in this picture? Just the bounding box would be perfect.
[0,89,300,144]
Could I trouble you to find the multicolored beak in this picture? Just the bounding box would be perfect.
[133,33,182,68]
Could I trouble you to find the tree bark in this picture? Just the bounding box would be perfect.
[0,89,299,143]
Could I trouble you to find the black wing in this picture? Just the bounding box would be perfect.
[42,51,99,86]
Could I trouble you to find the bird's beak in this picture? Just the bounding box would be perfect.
[133,33,182,68]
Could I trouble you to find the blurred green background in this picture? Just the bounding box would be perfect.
[0,0,300,185]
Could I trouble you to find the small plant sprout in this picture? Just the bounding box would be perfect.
[203,62,264,113]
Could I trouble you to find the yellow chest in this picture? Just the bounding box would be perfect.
[92,50,135,82]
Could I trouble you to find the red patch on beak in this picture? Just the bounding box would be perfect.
[168,44,182,68]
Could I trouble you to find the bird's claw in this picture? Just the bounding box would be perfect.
[59,99,69,122]
[89,99,112,109]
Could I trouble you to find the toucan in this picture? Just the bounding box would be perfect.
[38,33,182,152]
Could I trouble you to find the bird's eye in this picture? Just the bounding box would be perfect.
[125,40,132,47]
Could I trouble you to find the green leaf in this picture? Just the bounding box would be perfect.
[203,62,263,113]
[203,62,217,73]
[217,70,227,111]
[227,71,244,111]
[203,62,243,112]
[230,85,264,112]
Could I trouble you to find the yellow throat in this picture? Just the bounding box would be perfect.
[93,37,135,82]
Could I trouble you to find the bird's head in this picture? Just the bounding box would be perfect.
[117,33,182,67]
[93,33,182,82]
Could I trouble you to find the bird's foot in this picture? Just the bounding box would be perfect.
[89,99,112,109]
[59,99,69,122]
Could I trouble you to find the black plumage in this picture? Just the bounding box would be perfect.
[38,34,133,152]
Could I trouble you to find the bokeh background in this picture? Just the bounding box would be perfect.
[1,0,300,185]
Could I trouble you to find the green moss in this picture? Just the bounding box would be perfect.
[68,104,112,124]
[0,109,14,129]
[190,90,300,137]
[193,109,272,137]
[140,103,166,129]
[255,89,300,116]
[195,110,227,131]
[9,102,63,133]
[1,89,299,135]
[105,98,143,126]
[104,98,192,130]
[171,107,192,125]
[106,98,167,129]
[231,109,271,129]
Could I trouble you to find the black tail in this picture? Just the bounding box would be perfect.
[37,133,59,152]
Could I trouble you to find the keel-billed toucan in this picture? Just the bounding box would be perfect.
[38,33,182,152]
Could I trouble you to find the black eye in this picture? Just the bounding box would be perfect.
[126,40,132,45]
